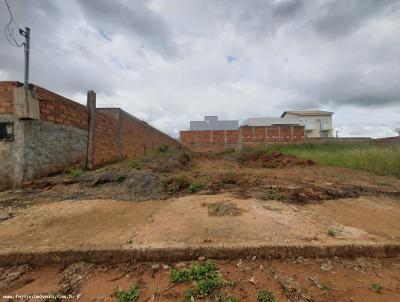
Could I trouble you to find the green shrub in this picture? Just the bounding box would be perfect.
[69,168,83,177]
[161,176,191,193]
[257,289,277,302]
[158,144,169,153]
[117,284,139,302]
[171,261,224,298]
[188,182,202,193]
[371,283,382,293]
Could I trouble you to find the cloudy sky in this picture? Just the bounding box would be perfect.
[1,0,400,138]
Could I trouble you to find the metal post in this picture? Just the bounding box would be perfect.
[19,27,30,88]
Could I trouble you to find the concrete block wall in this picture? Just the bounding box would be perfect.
[180,126,305,152]
[0,81,179,189]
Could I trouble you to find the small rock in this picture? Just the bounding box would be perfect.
[0,212,11,221]
[259,264,263,271]
[252,256,257,261]
[237,259,243,267]
[162,264,170,270]
[176,262,186,268]
[320,261,333,271]
[198,256,206,262]
[248,276,257,284]
[151,264,160,270]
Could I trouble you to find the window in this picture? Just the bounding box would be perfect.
[0,122,14,141]
[304,119,313,130]
[321,118,329,130]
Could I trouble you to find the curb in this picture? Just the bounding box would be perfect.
[1,243,399,266]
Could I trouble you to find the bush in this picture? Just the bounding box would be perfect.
[188,182,202,193]
[117,284,140,302]
[158,144,169,153]
[161,176,191,193]
[257,289,277,302]
[171,261,224,297]
[69,168,83,177]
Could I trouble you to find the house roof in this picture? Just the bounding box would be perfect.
[241,117,301,127]
[281,110,333,117]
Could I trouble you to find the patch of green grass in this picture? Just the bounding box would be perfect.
[327,228,337,237]
[188,182,203,193]
[171,261,224,297]
[117,284,140,302]
[254,143,400,178]
[69,168,83,177]
[264,188,282,200]
[257,289,277,302]
[371,283,383,293]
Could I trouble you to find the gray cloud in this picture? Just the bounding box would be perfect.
[0,0,399,138]
[78,0,178,58]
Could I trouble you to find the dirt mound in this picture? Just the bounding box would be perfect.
[131,149,193,173]
[258,185,361,204]
[238,151,315,168]
[126,171,160,200]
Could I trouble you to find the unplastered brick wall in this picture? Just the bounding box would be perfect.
[96,109,180,165]
[35,86,89,130]
[0,81,18,114]
[93,111,120,166]
[180,126,305,152]
[0,81,180,188]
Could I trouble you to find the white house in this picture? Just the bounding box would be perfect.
[281,111,333,138]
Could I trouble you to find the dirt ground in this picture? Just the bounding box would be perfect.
[0,193,399,254]
[1,258,400,302]
[1,149,400,301]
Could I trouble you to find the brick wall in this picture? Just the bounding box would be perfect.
[93,111,120,166]
[180,125,305,152]
[0,81,18,114]
[0,81,179,188]
[373,136,400,145]
[35,86,89,130]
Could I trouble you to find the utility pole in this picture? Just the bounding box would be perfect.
[19,27,30,88]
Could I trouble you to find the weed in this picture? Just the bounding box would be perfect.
[188,182,203,193]
[69,168,83,177]
[219,171,239,184]
[158,144,169,153]
[184,288,195,302]
[255,143,400,178]
[264,188,281,200]
[161,176,191,193]
[116,175,126,183]
[117,284,140,302]
[327,228,337,237]
[171,261,224,298]
[371,283,382,293]
[257,289,277,302]
[208,202,242,216]
[215,295,239,302]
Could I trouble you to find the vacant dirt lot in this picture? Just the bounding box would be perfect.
[0,149,399,300]
[1,258,400,302]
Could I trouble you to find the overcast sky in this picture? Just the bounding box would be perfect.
[1,0,400,138]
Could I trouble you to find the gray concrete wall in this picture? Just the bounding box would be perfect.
[21,120,88,180]
[0,118,88,189]
[0,115,22,190]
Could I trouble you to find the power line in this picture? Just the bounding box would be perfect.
[3,0,23,47]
